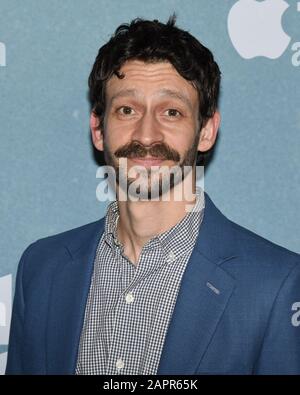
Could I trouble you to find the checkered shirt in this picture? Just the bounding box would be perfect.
[76,187,205,375]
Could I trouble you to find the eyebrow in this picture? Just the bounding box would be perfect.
[158,88,193,111]
[110,88,193,110]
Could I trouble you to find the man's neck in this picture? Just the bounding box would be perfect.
[116,176,197,266]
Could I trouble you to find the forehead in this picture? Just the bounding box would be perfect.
[106,60,198,104]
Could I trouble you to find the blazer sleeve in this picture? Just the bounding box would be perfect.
[5,243,35,375]
[253,261,300,374]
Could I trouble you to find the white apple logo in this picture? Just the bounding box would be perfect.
[228,0,291,59]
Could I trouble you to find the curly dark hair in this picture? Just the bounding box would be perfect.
[89,14,221,132]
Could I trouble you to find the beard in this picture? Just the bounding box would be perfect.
[103,131,200,201]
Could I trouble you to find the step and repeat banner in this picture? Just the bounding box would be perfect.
[0,0,299,374]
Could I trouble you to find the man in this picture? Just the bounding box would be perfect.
[6,16,300,375]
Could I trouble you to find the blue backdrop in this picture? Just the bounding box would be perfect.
[0,0,299,373]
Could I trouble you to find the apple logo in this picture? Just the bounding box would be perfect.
[228,0,291,59]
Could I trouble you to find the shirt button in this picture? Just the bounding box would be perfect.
[167,251,176,262]
[125,292,134,304]
[116,358,125,369]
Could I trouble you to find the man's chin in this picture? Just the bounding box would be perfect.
[114,160,193,201]
[116,176,181,202]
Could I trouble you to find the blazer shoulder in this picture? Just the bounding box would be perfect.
[29,217,104,249]
[203,193,299,270]
[18,217,106,276]
[229,217,298,255]
[226,217,300,272]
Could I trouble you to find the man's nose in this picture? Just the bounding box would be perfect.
[131,111,164,146]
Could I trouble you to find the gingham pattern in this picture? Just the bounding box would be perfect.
[76,187,205,375]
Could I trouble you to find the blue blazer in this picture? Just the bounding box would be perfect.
[6,193,300,375]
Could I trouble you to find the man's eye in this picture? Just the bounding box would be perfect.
[165,109,181,117]
[118,106,135,115]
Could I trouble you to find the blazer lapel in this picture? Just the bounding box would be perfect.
[158,193,238,374]
[157,250,236,374]
[46,219,105,374]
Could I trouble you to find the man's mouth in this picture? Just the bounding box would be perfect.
[129,156,166,166]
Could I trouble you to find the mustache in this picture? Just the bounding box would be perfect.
[114,141,180,162]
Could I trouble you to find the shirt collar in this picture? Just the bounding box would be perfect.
[157,186,205,261]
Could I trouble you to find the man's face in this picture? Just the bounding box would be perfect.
[94,60,203,199]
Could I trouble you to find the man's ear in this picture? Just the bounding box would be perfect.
[197,111,220,152]
[90,111,104,151]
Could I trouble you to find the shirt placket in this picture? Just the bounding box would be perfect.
[105,242,164,374]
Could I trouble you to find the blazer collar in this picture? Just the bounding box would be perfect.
[64,192,236,264]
